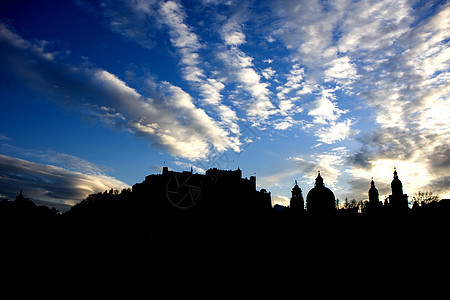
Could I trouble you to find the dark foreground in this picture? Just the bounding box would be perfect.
[1,190,450,295]
[3,211,449,269]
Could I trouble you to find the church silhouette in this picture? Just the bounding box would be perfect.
[306,171,336,216]
[285,168,425,217]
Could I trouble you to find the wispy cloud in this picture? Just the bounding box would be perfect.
[269,0,449,197]
[87,0,159,50]
[0,22,233,160]
[0,143,109,175]
[288,147,349,191]
[345,1,450,196]
[217,40,275,125]
[157,1,241,149]
[0,154,128,211]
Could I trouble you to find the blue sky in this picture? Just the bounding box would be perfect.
[0,0,449,211]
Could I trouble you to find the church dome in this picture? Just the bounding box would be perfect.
[306,172,336,215]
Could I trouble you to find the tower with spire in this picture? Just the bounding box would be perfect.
[290,180,304,212]
[367,178,382,215]
[368,178,379,203]
[387,168,409,215]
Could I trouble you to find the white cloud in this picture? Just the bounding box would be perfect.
[221,21,246,45]
[276,64,309,101]
[278,100,294,116]
[324,56,358,83]
[158,0,205,83]
[316,119,357,144]
[288,147,349,190]
[337,0,411,54]
[218,46,275,123]
[159,1,201,51]
[273,0,345,70]
[308,90,348,125]
[262,67,276,80]
[272,116,303,131]
[157,1,242,145]
[274,121,293,131]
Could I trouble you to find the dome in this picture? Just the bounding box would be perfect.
[306,172,336,215]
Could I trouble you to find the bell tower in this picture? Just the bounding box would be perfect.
[388,168,409,215]
[391,168,403,196]
[368,178,379,203]
[290,180,304,211]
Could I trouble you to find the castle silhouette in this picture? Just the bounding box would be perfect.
[131,166,271,219]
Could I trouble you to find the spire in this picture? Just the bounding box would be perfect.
[315,170,324,187]
[369,178,378,196]
[368,177,380,213]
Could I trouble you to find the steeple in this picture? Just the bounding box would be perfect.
[367,178,381,215]
[290,180,304,211]
[368,178,379,203]
[315,170,324,187]
[391,168,403,196]
[388,168,409,215]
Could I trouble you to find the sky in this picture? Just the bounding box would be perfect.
[0,0,449,211]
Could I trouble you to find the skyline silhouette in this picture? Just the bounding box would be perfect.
[2,165,449,274]
[2,166,448,216]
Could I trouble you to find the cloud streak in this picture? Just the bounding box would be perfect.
[0,22,234,160]
[0,154,128,211]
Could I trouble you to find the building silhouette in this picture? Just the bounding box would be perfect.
[367,178,382,216]
[132,166,271,216]
[306,171,336,216]
[387,168,409,215]
[289,180,304,213]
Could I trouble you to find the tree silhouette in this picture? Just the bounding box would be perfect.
[410,191,441,205]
